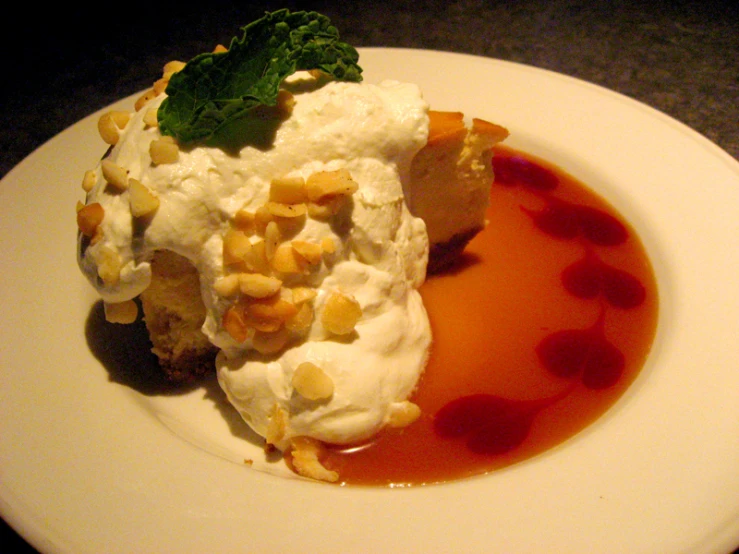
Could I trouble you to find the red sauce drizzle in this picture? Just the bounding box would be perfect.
[319,146,658,487]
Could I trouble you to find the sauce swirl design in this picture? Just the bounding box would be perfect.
[320,146,658,486]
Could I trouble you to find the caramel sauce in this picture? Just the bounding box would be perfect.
[321,146,658,486]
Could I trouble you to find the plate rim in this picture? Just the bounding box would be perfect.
[2,47,739,554]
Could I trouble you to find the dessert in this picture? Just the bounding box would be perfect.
[409,111,508,273]
[76,10,506,481]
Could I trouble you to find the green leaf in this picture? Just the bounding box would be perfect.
[157,9,362,145]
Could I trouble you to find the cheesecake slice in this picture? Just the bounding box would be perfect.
[139,250,218,381]
[408,111,509,273]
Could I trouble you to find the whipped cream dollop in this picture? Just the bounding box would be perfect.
[79,72,432,449]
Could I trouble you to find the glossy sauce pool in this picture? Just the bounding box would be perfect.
[319,146,658,486]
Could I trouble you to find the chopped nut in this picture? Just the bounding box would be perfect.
[269,176,307,204]
[322,292,362,336]
[77,202,104,236]
[101,160,128,191]
[246,239,272,275]
[290,437,339,483]
[386,401,422,428]
[270,243,308,274]
[163,60,186,74]
[149,137,179,165]
[97,111,131,145]
[81,170,96,193]
[152,77,169,96]
[274,214,308,238]
[223,305,250,343]
[285,302,313,332]
[265,403,287,445]
[128,179,160,217]
[254,205,273,235]
[134,89,157,111]
[264,221,281,260]
[143,107,159,128]
[264,201,307,219]
[90,226,104,245]
[253,326,290,355]
[213,44,228,53]
[223,229,252,269]
[96,246,122,286]
[97,115,118,145]
[110,111,131,128]
[238,273,282,298]
[242,315,281,334]
[291,240,323,265]
[304,169,358,202]
[320,236,336,254]
[233,209,256,234]
[244,297,298,330]
[213,274,241,297]
[292,362,334,400]
[157,57,186,89]
[104,300,138,324]
[290,286,317,305]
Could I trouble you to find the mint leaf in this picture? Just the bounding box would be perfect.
[157,9,362,145]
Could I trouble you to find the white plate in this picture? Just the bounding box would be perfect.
[2,47,738,554]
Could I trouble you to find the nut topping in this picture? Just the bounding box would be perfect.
[321,292,362,336]
[128,179,160,217]
[304,168,358,202]
[292,362,334,401]
[101,160,129,191]
[223,305,251,343]
[291,240,323,265]
[270,243,308,274]
[213,274,241,297]
[81,170,96,193]
[269,176,307,204]
[95,245,122,286]
[149,136,179,165]
[97,111,131,145]
[264,201,307,219]
[238,273,283,298]
[265,403,288,445]
[289,437,338,483]
[386,401,422,428]
[223,229,252,269]
[134,89,157,112]
[143,107,159,128]
[76,202,104,237]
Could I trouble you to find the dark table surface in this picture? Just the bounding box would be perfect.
[2,0,737,552]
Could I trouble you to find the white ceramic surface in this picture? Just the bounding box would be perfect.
[1,48,738,554]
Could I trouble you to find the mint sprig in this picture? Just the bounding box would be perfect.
[157,9,363,145]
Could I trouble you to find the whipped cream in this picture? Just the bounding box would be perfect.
[79,72,432,449]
